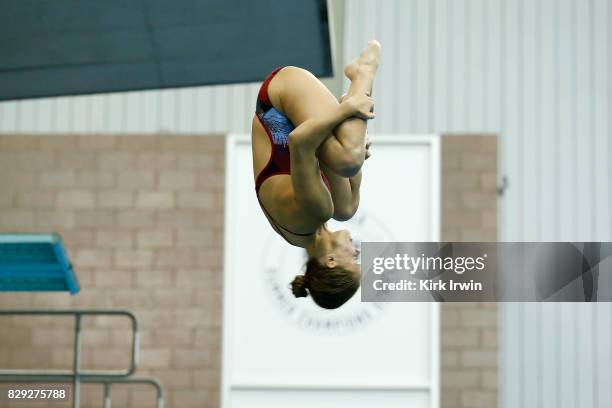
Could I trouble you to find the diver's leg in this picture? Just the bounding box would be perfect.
[319,161,363,221]
[316,92,371,221]
[316,40,380,176]
[267,41,380,178]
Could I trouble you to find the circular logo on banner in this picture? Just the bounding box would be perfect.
[262,212,391,334]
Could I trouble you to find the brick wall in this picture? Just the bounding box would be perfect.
[0,134,497,408]
[0,135,224,408]
[440,135,498,408]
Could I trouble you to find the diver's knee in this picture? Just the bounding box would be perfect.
[335,147,365,178]
[333,203,358,221]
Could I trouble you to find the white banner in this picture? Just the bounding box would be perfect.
[223,135,441,408]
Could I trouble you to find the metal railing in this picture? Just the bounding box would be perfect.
[0,309,164,408]
[102,379,164,408]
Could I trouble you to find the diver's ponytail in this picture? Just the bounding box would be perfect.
[291,275,309,298]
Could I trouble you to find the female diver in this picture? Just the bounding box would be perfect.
[251,41,380,309]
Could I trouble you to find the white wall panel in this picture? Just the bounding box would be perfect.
[342,1,612,408]
[0,82,260,135]
[539,0,557,241]
[343,0,611,241]
[594,0,611,239]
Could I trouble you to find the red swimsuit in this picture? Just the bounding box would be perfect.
[255,67,331,243]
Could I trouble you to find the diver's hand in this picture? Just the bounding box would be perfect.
[341,94,375,120]
[365,136,372,160]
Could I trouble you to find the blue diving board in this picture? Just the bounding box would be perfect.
[0,233,80,294]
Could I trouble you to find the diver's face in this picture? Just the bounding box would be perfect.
[329,229,359,262]
[319,229,361,277]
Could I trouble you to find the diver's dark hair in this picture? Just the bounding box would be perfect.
[290,258,360,309]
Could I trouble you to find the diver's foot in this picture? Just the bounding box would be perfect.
[344,40,381,82]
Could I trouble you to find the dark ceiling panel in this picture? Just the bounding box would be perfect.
[0,0,333,100]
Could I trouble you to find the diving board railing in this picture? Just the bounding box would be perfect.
[0,310,164,408]
[0,234,164,407]
[101,379,164,408]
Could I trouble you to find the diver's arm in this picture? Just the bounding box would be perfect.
[289,95,375,150]
[288,139,335,222]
